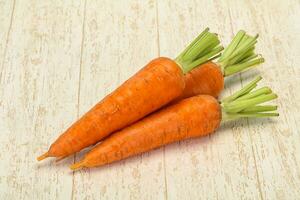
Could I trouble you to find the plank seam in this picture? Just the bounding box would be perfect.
[155,0,168,200]
[0,0,16,82]
[227,5,264,200]
[71,0,87,199]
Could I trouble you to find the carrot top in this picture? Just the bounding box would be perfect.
[221,76,279,121]
[175,28,223,74]
[218,31,264,76]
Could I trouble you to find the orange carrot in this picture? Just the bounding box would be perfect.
[177,30,265,100]
[178,61,224,99]
[71,95,221,169]
[37,28,223,161]
[70,76,278,170]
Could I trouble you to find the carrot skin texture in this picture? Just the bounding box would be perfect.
[179,62,224,100]
[75,95,221,169]
[46,57,185,158]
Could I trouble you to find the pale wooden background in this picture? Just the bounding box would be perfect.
[0,0,299,199]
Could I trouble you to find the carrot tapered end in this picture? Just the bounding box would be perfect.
[70,161,85,171]
[37,152,50,161]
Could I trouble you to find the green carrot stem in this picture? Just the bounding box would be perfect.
[222,112,279,121]
[185,46,224,72]
[222,76,262,103]
[221,77,278,121]
[219,30,245,62]
[207,53,222,62]
[235,86,272,101]
[176,28,209,60]
[224,57,264,76]
[217,30,262,77]
[239,53,258,63]
[229,35,258,60]
[238,112,279,117]
[175,28,223,74]
[198,41,221,58]
[226,47,255,66]
[242,105,278,113]
[184,33,215,59]
[224,93,277,113]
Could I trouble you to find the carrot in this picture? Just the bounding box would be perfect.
[70,76,278,170]
[177,61,224,99]
[37,28,223,161]
[177,30,264,100]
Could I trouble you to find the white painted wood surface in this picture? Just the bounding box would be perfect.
[0,0,299,199]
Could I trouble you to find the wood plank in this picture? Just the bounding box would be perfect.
[72,0,166,199]
[0,1,85,199]
[0,0,299,199]
[0,0,15,78]
[227,0,300,199]
[158,0,263,199]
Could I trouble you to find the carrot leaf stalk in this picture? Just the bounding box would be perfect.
[221,76,279,121]
[218,30,264,77]
[175,28,224,74]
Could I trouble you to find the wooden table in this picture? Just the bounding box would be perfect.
[1,0,299,199]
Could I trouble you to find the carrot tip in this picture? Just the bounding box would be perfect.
[70,161,85,171]
[37,152,50,161]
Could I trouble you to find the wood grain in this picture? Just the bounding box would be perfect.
[71,1,166,200]
[0,0,15,80]
[0,0,299,199]
[158,0,262,199]
[227,0,300,199]
[0,0,85,199]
